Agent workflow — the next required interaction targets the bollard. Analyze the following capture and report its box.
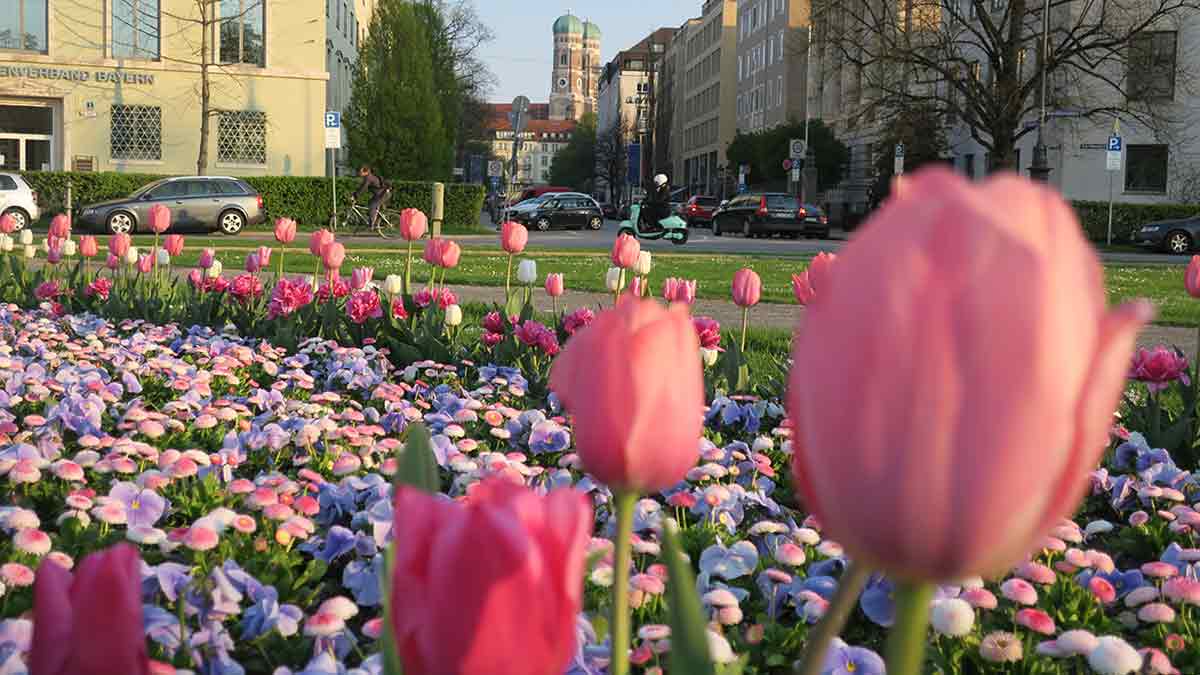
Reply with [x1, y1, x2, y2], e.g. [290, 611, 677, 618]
[66, 178, 73, 221]
[431, 182, 445, 238]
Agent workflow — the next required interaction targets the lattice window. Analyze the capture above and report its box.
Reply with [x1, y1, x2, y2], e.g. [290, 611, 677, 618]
[217, 110, 267, 165]
[110, 104, 162, 160]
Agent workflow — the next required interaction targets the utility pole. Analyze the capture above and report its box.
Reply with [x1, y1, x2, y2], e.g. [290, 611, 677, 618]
[1029, 0, 1053, 182]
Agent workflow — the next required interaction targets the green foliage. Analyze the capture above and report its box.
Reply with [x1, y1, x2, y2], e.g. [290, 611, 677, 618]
[724, 119, 847, 192]
[549, 112, 598, 191]
[871, 105, 950, 205]
[19, 171, 485, 234]
[661, 520, 717, 675]
[347, 0, 450, 180]
[1073, 200, 1199, 243]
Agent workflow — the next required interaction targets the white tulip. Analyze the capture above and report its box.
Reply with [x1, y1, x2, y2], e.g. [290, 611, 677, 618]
[0, 234, 9, 250]
[443, 304, 463, 326]
[41, 238, 50, 252]
[517, 259, 538, 284]
[635, 251, 653, 276]
[124, 247, 139, 265]
[2, 238, 11, 253]
[308, 274, 319, 290]
[23, 245, 35, 259]
[206, 260, 223, 278]
[18, 230, 32, 245]
[382, 274, 404, 296]
[701, 347, 720, 368]
[605, 266, 624, 292]
[62, 240, 78, 257]
[156, 248, 170, 266]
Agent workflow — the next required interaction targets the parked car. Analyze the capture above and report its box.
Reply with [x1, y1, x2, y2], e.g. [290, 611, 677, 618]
[681, 195, 720, 228]
[0, 173, 40, 231]
[511, 195, 604, 231]
[1132, 217, 1200, 253]
[502, 191, 591, 222]
[77, 176, 265, 235]
[712, 193, 830, 239]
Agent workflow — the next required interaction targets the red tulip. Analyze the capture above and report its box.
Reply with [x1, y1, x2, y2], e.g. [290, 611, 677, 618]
[545, 272, 565, 297]
[148, 203, 171, 234]
[501, 221, 528, 254]
[274, 217, 297, 244]
[163, 235, 185, 257]
[732, 268, 761, 307]
[0, 213, 14, 234]
[321, 242, 346, 272]
[550, 299, 703, 493]
[1187, 255, 1200, 298]
[439, 240, 462, 268]
[108, 233, 131, 258]
[788, 167, 1152, 580]
[31, 543, 150, 675]
[391, 479, 591, 675]
[399, 208, 428, 241]
[48, 214, 71, 240]
[79, 235, 99, 258]
[309, 229, 335, 256]
[423, 238, 444, 265]
[611, 233, 641, 269]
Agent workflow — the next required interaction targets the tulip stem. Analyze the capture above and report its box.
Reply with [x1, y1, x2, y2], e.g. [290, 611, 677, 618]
[505, 253, 513, 296]
[884, 582, 933, 675]
[610, 490, 638, 675]
[793, 563, 872, 675]
[404, 241, 413, 296]
[740, 307, 749, 353]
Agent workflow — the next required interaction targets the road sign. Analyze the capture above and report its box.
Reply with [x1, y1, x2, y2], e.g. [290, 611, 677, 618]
[324, 111, 341, 150]
[894, 143, 905, 158]
[1107, 135, 1123, 172]
[790, 139, 807, 159]
[1108, 135, 1122, 152]
[783, 159, 794, 171]
[487, 160, 503, 177]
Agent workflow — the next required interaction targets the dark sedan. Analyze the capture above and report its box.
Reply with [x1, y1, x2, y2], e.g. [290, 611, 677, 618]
[513, 195, 604, 231]
[76, 176, 266, 235]
[1132, 217, 1200, 253]
[712, 193, 830, 238]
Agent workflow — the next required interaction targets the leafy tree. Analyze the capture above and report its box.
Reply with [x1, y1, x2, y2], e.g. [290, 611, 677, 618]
[549, 113, 598, 190]
[347, 0, 450, 180]
[724, 119, 848, 192]
[870, 104, 950, 205]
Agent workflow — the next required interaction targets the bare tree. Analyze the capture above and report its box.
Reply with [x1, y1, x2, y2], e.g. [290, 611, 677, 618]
[812, 0, 1200, 170]
[595, 111, 635, 204]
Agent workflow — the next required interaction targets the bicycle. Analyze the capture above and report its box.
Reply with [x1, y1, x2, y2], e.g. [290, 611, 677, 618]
[329, 199, 399, 238]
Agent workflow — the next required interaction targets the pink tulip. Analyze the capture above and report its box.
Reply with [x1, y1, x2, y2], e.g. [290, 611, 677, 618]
[399, 209, 428, 241]
[256, 246, 272, 267]
[198, 248, 216, 269]
[351, 266, 375, 291]
[788, 167, 1152, 580]
[1130, 346, 1189, 392]
[629, 276, 645, 298]
[46, 243, 62, 264]
[423, 238, 445, 265]
[732, 268, 761, 307]
[545, 273, 565, 297]
[106, 253, 120, 270]
[501, 221, 528, 254]
[108, 233, 131, 258]
[550, 299, 703, 493]
[1187, 256, 1200, 298]
[391, 479, 591, 675]
[79, 236, 99, 258]
[309, 229, 335, 256]
[322, 242, 346, 272]
[244, 252, 261, 274]
[148, 203, 171, 234]
[662, 277, 679, 301]
[163, 235, 185, 257]
[48, 214, 71, 240]
[793, 252, 836, 306]
[439, 240, 461, 268]
[0, 213, 14, 234]
[674, 279, 697, 305]
[611, 233, 641, 269]
[32, 543, 151, 675]
[274, 217, 297, 244]
[792, 272, 815, 305]
[136, 254, 153, 274]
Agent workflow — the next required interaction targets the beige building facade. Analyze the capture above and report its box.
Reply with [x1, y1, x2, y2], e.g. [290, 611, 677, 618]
[677, 0, 737, 195]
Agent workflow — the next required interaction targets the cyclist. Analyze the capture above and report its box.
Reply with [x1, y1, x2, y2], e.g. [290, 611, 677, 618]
[353, 165, 392, 229]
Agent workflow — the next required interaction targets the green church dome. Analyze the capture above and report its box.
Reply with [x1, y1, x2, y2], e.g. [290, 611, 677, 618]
[583, 21, 601, 39]
[553, 15, 583, 34]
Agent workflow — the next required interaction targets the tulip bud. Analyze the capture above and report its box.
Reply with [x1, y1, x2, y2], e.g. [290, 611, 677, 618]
[79, 236, 99, 258]
[23, 245, 35, 259]
[156, 248, 170, 266]
[443, 304, 463, 326]
[606, 267, 624, 293]
[124, 247, 140, 266]
[635, 251, 653, 276]
[106, 253, 119, 269]
[199, 248, 216, 269]
[274, 217, 297, 244]
[19, 229, 33, 246]
[382, 274, 404, 296]
[245, 252, 261, 274]
[206, 260, 223, 279]
[63, 240, 78, 257]
[701, 347, 720, 368]
[544, 273, 565, 297]
[517, 259, 538, 284]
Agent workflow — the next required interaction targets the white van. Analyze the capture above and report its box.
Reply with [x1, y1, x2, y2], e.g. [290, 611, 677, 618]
[0, 173, 40, 231]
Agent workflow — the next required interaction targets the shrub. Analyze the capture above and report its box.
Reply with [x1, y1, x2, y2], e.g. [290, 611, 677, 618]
[1072, 201, 1199, 243]
[19, 171, 486, 234]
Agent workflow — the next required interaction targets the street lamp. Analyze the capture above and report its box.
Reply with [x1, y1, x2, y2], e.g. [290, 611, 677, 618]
[1028, 0, 1053, 183]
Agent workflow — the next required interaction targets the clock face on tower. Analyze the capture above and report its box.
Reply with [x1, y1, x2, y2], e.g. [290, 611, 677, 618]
[557, 77, 568, 90]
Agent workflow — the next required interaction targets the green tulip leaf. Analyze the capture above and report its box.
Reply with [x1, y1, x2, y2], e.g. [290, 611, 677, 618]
[662, 518, 717, 675]
[505, 290, 524, 320]
[396, 423, 438, 494]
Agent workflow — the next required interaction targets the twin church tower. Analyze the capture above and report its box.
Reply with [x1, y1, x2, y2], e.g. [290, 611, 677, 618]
[549, 13, 601, 121]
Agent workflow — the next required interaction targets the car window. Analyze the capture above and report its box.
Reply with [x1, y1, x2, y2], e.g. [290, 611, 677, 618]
[210, 180, 238, 195]
[766, 195, 797, 209]
[147, 181, 186, 199]
[544, 200, 561, 209]
[0, 175, 16, 190]
[184, 180, 213, 197]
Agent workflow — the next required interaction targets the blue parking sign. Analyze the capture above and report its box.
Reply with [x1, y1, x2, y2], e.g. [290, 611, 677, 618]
[325, 111, 341, 129]
[1108, 135, 1122, 152]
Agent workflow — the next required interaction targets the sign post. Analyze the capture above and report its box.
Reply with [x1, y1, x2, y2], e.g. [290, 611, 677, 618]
[324, 111, 342, 226]
[1106, 131, 1122, 246]
[894, 143, 906, 176]
[789, 140, 806, 197]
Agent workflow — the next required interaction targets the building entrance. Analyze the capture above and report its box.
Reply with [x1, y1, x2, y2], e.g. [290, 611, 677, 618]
[0, 103, 55, 171]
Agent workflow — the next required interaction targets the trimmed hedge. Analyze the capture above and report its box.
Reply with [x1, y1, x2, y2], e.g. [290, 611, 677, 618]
[18, 171, 487, 234]
[1072, 201, 1199, 243]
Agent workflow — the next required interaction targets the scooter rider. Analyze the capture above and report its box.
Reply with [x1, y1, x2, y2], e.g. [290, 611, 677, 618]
[643, 174, 672, 233]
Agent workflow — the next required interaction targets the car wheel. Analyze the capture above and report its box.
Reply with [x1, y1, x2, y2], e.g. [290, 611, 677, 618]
[219, 210, 245, 235]
[106, 211, 135, 235]
[1166, 230, 1192, 254]
[536, 217, 552, 232]
[1, 207, 29, 232]
[588, 216, 603, 230]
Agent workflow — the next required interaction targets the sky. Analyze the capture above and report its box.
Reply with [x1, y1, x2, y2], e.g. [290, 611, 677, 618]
[475, 1, 700, 103]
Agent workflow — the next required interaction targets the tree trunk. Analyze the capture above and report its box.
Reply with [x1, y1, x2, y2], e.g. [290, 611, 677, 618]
[196, 1, 212, 175]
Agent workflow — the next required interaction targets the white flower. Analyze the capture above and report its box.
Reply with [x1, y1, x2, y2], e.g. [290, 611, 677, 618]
[700, 347, 719, 367]
[124, 247, 139, 265]
[706, 629, 737, 664]
[206, 260, 224, 278]
[156, 248, 170, 266]
[517, 259, 538, 284]
[751, 436, 774, 452]
[62, 240, 78, 257]
[930, 598, 974, 637]
[1085, 520, 1114, 537]
[635, 250, 653, 276]
[1056, 629, 1099, 656]
[22, 245, 35, 259]
[1087, 636, 1142, 674]
[18, 229, 32, 245]
[605, 266, 624, 292]
[319, 596, 359, 620]
[382, 274, 404, 296]
[443, 304, 463, 327]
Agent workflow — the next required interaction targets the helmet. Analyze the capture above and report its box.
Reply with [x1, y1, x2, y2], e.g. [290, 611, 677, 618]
[653, 174, 668, 187]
